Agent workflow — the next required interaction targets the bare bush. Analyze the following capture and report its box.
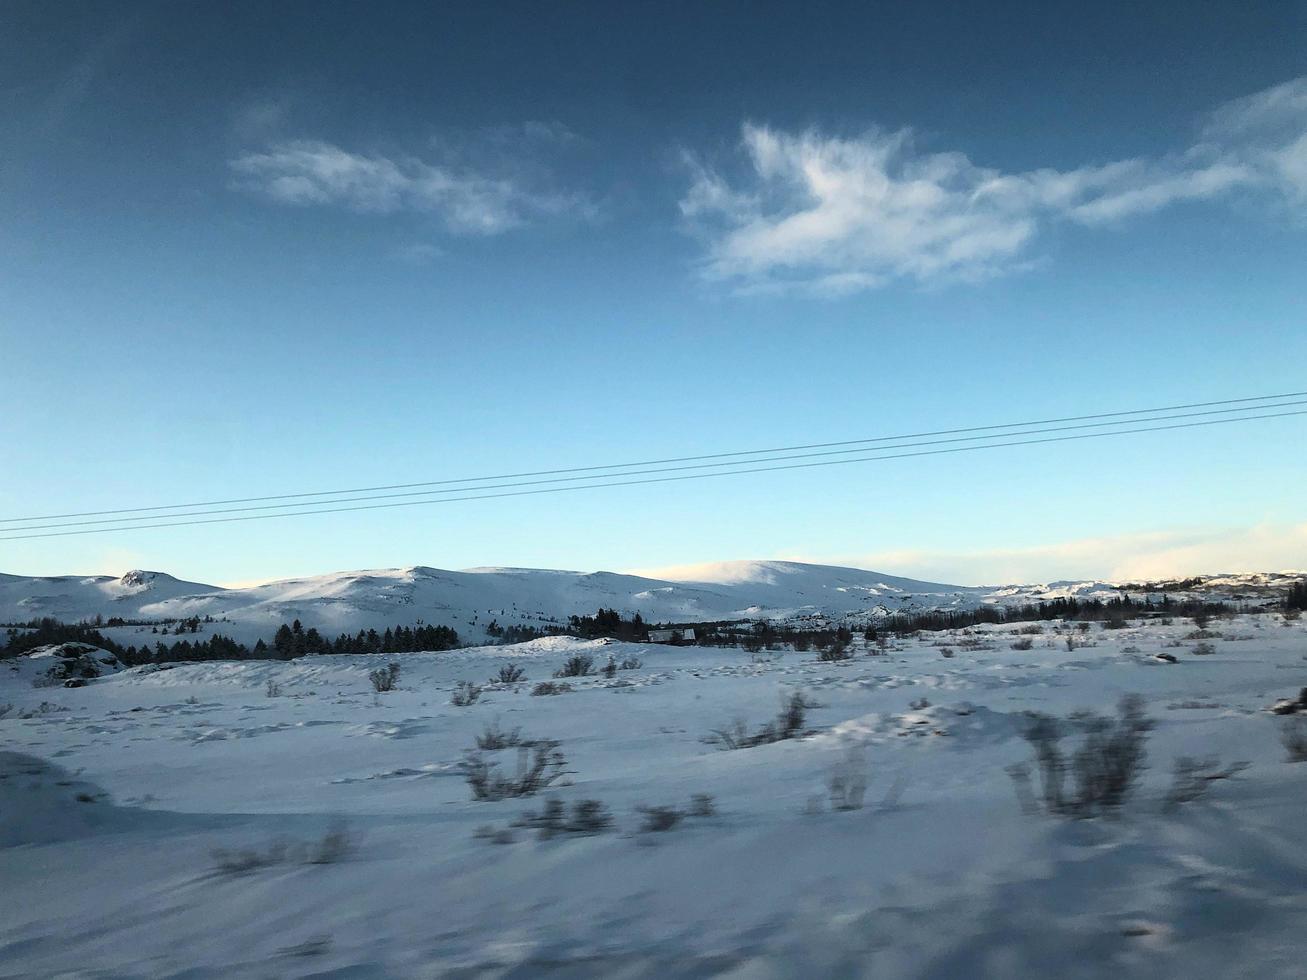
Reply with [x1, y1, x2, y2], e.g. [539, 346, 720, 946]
[554, 655, 594, 678]
[1280, 717, 1307, 762]
[369, 662, 401, 693]
[451, 681, 482, 706]
[601, 656, 618, 679]
[1163, 757, 1250, 810]
[463, 742, 568, 800]
[1011, 638, 1034, 651]
[619, 656, 643, 670]
[637, 805, 683, 833]
[265, 679, 282, 698]
[493, 664, 526, 684]
[818, 644, 853, 662]
[513, 798, 613, 839]
[476, 721, 524, 750]
[306, 821, 356, 864]
[213, 822, 355, 874]
[1018, 624, 1045, 635]
[939, 646, 955, 658]
[688, 793, 717, 817]
[708, 691, 818, 749]
[1192, 642, 1217, 656]
[1009, 695, 1152, 818]
[531, 681, 573, 696]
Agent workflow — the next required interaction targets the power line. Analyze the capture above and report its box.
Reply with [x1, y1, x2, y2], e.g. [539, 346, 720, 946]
[2, 389, 1303, 525]
[2, 407, 1302, 541]
[12, 399, 1307, 532]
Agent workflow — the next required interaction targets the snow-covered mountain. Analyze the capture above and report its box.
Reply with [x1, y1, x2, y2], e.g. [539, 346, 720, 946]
[0, 561, 1299, 646]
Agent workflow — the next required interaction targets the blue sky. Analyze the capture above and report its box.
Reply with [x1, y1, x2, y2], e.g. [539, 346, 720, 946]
[2, 1, 1305, 586]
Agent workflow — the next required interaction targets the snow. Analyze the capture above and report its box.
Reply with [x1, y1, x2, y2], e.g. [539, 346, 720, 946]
[2, 614, 1306, 976]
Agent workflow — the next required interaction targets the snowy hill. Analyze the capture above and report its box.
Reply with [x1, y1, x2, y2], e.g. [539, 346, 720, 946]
[0, 570, 222, 624]
[0, 561, 1299, 646]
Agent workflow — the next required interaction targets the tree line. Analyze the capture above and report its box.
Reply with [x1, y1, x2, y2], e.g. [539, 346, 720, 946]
[1, 616, 458, 665]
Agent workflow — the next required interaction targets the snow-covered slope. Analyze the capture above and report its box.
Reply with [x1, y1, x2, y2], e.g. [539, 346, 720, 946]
[0, 570, 222, 623]
[0, 562, 1299, 646]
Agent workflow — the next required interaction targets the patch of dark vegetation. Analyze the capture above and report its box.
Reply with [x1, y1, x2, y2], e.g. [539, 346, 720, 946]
[1280, 717, 1307, 763]
[475, 721, 524, 750]
[514, 798, 614, 839]
[451, 681, 482, 706]
[368, 662, 401, 693]
[554, 655, 594, 678]
[492, 663, 526, 684]
[637, 805, 683, 833]
[1163, 757, 1250, 810]
[463, 742, 568, 800]
[1008, 695, 1153, 818]
[531, 681, 573, 696]
[212, 821, 356, 874]
[708, 691, 819, 750]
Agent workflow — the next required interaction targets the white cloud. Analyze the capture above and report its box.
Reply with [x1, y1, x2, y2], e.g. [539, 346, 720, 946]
[792, 522, 1307, 586]
[681, 77, 1307, 294]
[230, 137, 588, 235]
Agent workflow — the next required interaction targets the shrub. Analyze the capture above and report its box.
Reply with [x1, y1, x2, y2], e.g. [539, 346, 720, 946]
[369, 662, 401, 693]
[818, 644, 853, 662]
[554, 655, 594, 678]
[939, 646, 955, 658]
[265, 679, 282, 698]
[1280, 717, 1307, 762]
[513, 798, 613, 839]
[306, 821, 356, 864]
[1018, 624, 1044, 635]
[601, 656, 618, 679]
[619, 656, 643, 670]
[493, 664, 526, 684]
[476, 721, 523, 750]
[637, 805, 682, 833]
[709, 691, 818, 749]
[462, 742, 568, 801]
[213, 822, 355, 874]
[1163, 757, 1249, 810]
[451, 681, 482, 706]
[531, 681, 573, 696]
[472, 825, 517, 845]
[1192, 642, 1217, 656]
[1009, 695, 1152, 818]
[1011, 638, 1034, 651]
[688, 793, 717, 817]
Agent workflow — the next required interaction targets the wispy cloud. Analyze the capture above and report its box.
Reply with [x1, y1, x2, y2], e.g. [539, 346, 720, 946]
[230, 125, 594, 235]
[791, 521, 1307, 586]
[680, 77, 1307, 295]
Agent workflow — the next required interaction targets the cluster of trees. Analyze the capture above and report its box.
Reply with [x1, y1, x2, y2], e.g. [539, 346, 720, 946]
[658, 594, 1255, 651]
[3, 619, 130, 659]
[563, 609, 651, 642]
[1287, 581, 1307, 613]
[272, 621, 459, 658]
[485, 620, 548, 644]
[1, 616, 459, 666]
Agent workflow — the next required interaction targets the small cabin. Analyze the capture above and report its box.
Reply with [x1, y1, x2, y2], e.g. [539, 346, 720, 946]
[646, 628, 695, 644]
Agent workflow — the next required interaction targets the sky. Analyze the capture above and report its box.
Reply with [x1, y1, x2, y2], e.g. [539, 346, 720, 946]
[2, 0, 1305, 587]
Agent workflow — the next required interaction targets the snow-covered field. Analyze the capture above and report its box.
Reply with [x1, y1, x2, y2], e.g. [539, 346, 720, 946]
[3, 617, 1306, 977]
